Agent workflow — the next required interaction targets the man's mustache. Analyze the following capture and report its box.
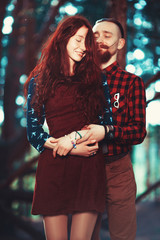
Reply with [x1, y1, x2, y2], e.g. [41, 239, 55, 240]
[97, 40, 118, 50]
[98, 44, 109, 50]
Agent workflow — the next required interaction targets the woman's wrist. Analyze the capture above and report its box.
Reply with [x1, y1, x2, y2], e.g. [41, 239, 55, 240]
[67, 132, 77, 149]
[69, 131, 82, 140]
[44, 137, 57, 149]
[67, 131, 83, 149]
[69, 131, 77, 140]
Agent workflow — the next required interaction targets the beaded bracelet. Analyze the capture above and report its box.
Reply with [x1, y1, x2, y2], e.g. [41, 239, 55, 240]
[69, 130, 82, 149]
[70, 132, 77, 149]
[71, 139, 76, 149]
[66, 134, 77, 149]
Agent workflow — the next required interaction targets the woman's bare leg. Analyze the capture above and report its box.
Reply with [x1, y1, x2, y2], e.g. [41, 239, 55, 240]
[43, 215, 68, 240]
[70, 212, 98, 240]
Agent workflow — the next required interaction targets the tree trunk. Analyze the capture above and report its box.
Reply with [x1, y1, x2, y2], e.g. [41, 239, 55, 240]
[0, 1, 8, 59]
[2, 1, 23, 140]
[109, 0, 127, 69]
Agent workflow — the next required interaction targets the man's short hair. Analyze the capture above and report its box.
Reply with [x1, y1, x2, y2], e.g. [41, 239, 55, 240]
[95, 18, 124, 38]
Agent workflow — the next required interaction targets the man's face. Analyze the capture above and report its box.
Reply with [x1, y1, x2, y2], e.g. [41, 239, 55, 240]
[93, 21, 122, 63]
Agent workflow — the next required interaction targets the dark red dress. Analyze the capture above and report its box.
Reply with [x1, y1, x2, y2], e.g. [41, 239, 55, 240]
[32, 82, 106, 216]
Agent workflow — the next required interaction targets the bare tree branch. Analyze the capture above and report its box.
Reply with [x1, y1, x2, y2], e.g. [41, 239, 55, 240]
[34, 0, 68, 53]
[0, 1, 8, 59]
[0, 203, 45, 240]
[0, 156, 38, 190]
[136, 180, 160, 203]
[146, 92, 160, 105]
[0, 188, 33, 202]
[109, 0, 127, 69]
[145, 71, 160, 89]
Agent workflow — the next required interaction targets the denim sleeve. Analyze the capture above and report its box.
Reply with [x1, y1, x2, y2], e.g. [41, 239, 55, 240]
[27, 78, 51, 153]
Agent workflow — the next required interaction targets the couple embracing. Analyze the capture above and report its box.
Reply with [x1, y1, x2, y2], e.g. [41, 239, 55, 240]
[25, 15, 146, 240]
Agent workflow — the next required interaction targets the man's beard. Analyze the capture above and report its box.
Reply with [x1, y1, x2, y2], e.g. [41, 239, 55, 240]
[96, 44, 111, 64]
[97, 49, 112, 63]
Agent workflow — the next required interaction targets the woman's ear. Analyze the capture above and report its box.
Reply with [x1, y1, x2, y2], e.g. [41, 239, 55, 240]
[117, 38, 125, 50]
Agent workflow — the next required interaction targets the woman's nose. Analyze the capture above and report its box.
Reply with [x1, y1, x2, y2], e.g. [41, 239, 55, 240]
[80, 41, 86, 51]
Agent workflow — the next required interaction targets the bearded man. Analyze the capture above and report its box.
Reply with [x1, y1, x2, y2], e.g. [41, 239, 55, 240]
[79, 18, 147, 240]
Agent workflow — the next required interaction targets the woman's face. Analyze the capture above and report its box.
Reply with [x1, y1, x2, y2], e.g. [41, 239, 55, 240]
[66, 26, 88, 68]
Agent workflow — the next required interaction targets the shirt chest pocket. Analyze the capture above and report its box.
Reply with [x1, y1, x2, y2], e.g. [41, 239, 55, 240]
[111, 93, 127, 114]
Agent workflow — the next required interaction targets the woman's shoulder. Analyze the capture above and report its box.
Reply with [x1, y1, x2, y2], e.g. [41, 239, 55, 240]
[28, 74, 39, 88]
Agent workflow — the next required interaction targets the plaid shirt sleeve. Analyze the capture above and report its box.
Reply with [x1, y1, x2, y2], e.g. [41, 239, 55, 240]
[113, 76, 146, 145]
[27, 78, 51, 153]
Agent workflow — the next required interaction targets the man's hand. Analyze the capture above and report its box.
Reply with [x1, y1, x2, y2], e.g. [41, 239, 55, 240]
[70, 140, 99, 157]
[77, 124, 105, 144]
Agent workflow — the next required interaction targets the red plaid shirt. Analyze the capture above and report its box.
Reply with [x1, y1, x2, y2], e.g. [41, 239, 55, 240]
[104, 61, 147, 156]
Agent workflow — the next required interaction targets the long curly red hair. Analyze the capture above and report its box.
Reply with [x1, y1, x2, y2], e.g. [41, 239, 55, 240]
[24, 15, 105, 122]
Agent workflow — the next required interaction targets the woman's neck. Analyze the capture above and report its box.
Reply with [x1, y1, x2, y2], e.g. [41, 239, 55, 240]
[69, 58, 75, 76]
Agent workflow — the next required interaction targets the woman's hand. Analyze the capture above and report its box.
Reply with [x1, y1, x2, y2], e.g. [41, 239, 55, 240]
[70, 140, 99, 157]
[44, 137, 59, 149]
[51, 135, 73, 158]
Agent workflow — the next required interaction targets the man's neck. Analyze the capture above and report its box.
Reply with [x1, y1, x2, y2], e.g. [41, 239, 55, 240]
[100, 55, 117, 70]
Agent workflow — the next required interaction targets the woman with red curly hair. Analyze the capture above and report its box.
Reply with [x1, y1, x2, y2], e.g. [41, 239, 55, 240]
[24, 15, 107, 240]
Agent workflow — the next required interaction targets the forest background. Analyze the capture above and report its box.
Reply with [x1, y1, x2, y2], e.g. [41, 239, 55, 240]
[0, 0, 160, 239]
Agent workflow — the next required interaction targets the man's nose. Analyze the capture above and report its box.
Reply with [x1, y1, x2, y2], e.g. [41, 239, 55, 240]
[96, 36, 103, 44]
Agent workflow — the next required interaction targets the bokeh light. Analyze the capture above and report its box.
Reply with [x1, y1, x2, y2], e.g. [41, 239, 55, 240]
[20, 118, 27, 127]
[155, 46, 160, 55]
[1, 56, 8, 67]
[19, 74, 27, 84]
[126, 64, 136, 73]
[64, 3, 78, 15]
[139, 0, 147, 7]
[1, 36, 9, 47]
[2, 25, 13, 35]
[141, 37, 149, 45]
[127, 51, 135, 61]
[142, 21, 152, 29]
[133, 49, 145, 60]
[146, 84, 155, 101]
[6, 4, 15, 11]
[146, 100, 160, 126]
[134, 17, 142, 26]
[155, 80, 160, 92]
[3, 16, 14, 25]
[50, 0, 59, 6]
[135, 66, 143, 76]
[0, 107, 4, 125]
[15, 96, 25, 106]
[134, 3, 144, 10]
[2, 16, 14, 35]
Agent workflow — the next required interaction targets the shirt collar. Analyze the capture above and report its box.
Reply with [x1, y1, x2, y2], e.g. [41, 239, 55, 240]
[102, 61, 119, 75]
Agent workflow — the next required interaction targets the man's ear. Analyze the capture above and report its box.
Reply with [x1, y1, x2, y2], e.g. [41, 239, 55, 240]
[117, 38, 125, 50]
